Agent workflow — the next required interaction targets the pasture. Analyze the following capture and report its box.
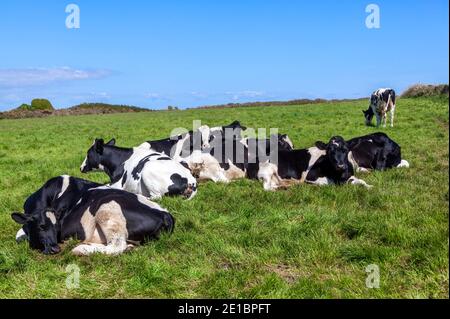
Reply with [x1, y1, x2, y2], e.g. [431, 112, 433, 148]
[0, 96, 448, 298]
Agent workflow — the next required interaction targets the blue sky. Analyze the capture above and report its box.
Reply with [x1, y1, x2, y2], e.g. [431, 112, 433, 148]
[0, 0, 448, 110]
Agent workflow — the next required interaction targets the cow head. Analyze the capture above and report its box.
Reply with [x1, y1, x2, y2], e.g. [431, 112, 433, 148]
[80, 138, 115, 173]
[277, 134, 294, 151]
[363, 108, 374, 126]
[363, 96, 378, 126]
[11, 210, 60, 254]
[315, 136, 350, 172]
[223, 120, 247, 132]
[222, 121, 247, 139]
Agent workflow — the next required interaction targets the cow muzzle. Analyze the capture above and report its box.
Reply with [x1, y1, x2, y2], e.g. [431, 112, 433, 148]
[43, 245, 61, 255]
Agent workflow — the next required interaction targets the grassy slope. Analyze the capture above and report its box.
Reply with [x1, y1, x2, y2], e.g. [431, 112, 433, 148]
[0, 96, 448, 298]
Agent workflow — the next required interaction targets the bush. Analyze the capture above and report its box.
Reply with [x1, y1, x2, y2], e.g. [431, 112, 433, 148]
[17, 103, 32, 110]
[401, 84, 449, 98]
[30, 99, 54, 110]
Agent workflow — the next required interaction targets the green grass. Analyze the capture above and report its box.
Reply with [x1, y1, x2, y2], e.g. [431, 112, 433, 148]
[0, 96, 448, 298]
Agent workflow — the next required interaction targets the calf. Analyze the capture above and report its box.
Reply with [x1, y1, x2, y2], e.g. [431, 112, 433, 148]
[15, 175, 101, 243]
[363, 88, 396, 127]
[12, 184, 174, 255]
[80, 138, 197, 200]
[257, 136, 371, 191]
[346, 132, 409, 172]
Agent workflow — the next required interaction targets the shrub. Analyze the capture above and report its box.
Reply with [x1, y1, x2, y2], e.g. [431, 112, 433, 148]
[401, 84, 449, 98]
[30, 98, 54, 110]
[17, 103, 32, 110]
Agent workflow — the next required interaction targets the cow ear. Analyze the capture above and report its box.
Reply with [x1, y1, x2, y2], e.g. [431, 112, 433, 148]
[95, 139, 104, 154]
[11, 212, 31, 225]
[315, 141, 327, 150]
[106, 138, 116, 146]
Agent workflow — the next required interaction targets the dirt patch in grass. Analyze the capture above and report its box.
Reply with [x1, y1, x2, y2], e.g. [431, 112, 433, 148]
[265, 263, 299, 284]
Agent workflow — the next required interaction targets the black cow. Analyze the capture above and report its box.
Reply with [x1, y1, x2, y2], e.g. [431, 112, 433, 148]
[346, 132, 409, 172]
[12, 181, 174, 256]
[14, 175, 101, 243]
[363, 88, 396, 127]
[257, 136, 372, 190]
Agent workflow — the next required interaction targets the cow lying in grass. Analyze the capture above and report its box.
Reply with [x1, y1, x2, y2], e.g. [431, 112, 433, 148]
[146, 120, 246, 157]
[80, 138, 197, 200]
[257, 136, 372, 190]
[346, 132, 409, 172]
[12, 177, 174, 255]
[15, 175, 101, 243]
[186, 132, 295, 183]
[146, 121, 294, 183]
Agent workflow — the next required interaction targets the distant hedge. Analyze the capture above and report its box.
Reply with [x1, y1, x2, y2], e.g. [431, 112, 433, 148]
[401, 84, 449, 98]
[17, 103, 32, 110]
[30, 99, 54, 110]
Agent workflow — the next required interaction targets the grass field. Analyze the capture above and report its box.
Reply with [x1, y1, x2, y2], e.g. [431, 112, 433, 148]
[0, 96, 448, 298]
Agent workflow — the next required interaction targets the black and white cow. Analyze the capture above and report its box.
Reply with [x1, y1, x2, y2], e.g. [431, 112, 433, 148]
[80, 138, 197, 200]
[145, 121, 295, 184]
[242, 134, 294, 153]
[203, 120, 247, 149]
[188, 131, 296, 183]
[15, 175, 101, 243]
[12, 180, 174, 255]
[144, 121, 248, 183]
[363, 88, 396, 127]
[146, 120, 247, 157]
[346, 132, 409, 172]
[257, 136, 372, 191]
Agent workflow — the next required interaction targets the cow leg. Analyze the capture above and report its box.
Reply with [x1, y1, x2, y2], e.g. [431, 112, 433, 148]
[306, 177, 332, 186]
[72, 204, 128, 256]
[16, 228, 28, 242]
[257, 162, 280, 191]
[72, 242, 134, 256]
[397, 159, 410, 168]
[376, 115, 381, 128]
[390, 105, 395, 127]
[196, 163, 229, 183]
[347, 176, 372, 188]
[357, 167, 371, 173]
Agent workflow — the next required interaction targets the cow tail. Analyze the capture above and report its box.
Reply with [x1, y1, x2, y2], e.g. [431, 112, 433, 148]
[163, 212, 175, 234]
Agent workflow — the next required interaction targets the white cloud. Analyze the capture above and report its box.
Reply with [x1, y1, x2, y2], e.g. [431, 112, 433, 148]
[144, 92, 161, 99]
[190, 91, 210, 100]
[225, 90, 265, 101]
[0, 67, 111, 88]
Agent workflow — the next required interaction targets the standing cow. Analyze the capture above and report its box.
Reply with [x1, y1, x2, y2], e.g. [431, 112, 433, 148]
[363, 88, 396, 127]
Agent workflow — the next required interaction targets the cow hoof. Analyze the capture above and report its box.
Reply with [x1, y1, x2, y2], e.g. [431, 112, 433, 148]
[72, 244, 91, 256]
[183, 184, 197, 199]
[397, 160, 410, 168]
[15, 229, 28, 243]
[72, 244, 100, 256]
